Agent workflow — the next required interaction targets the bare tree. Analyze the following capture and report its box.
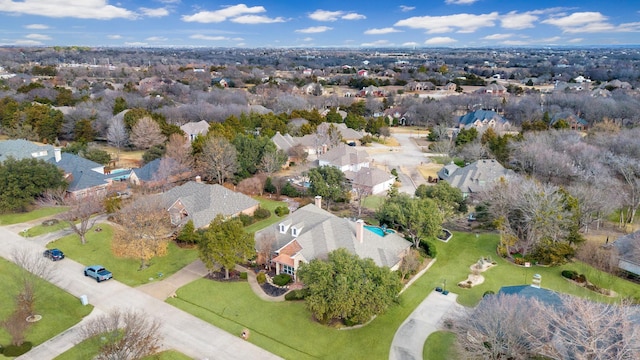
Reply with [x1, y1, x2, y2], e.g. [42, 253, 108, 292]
[197, 136, 238, 185]
[112, 196, 171, 270]
[451, 294, 543, 360]
[81, 309, 162, 360]
[532, 296, 640, 360]
[237, 176, 265, 196]
[129, 116, 166, 150]
[288, 144, 308, 164]
[106, 116, 128, 161]
[61, 194, 105, 245]
[154, 133, 195, 185]
[260, 146, 288, 177]
[398, 249, 421, 281]
[256, 232, 275, 270]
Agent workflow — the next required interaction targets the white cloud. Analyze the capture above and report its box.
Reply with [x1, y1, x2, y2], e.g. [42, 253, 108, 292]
[308, 9, 365, 21]
[361, 39, 392, 47]
[25, 24, 49, 30]
[501, 11, 538, 30]
[0, 0, 136, 20]
[302, 37, 313, 42]
[483, 33, 512, 40]
[541, 12, 640, 33]
[445, 0, 478, 4]
[146, 36, 168, 41]
[402, 41, 419, 47]
[424, 36, 457, 45]
[182, 4, 266, 23]
[25, 33, 51, 40]
[190, 34, 231, 41]
[295, 26, 332, 33]
[124, 42, 148, 46]
[139, 7, 169, 17]
[342, 13, 366, 20]
[568, 38, 583, 43]
[309, 10, 343, 21]
[395, 12, 499, 33]
[364, 27, 401, 35]
[108, 34, 122, 39]
[399, 5, 415, 12]
[501, 40, 530, 46]
[231, 15, 285, 24]
[14, 39, 44, 46]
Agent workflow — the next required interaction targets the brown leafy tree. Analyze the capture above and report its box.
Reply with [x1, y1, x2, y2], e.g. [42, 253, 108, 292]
[129, 116, 166, 150]
[112, 196, 171, 269]
[61, 194, 105, 245]
[197, 136, 238, 185]
[81, 309, 162, 360]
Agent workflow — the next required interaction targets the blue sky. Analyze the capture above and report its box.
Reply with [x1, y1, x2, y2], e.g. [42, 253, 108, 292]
[1, 1, 639, 48]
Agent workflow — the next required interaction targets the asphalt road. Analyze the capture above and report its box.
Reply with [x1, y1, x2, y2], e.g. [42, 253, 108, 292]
[0, 225, 281, 360]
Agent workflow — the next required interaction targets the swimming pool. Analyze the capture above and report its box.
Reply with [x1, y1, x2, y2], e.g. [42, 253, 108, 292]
[364, 225, 396, 237]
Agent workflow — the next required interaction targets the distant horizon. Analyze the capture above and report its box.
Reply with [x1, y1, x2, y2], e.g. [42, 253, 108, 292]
[1, 1, 639, 48]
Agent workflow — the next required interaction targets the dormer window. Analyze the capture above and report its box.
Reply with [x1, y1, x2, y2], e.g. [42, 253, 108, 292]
[291, 227, 299, 237]
[279, 220, 292, 234]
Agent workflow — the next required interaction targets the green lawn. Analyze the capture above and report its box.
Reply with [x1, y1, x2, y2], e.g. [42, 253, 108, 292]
[23, 220, 70, 237]
[47, 224, 198, 287]
[244, 197, 289, 233]
[423, 331, 457, 360]
[168, 231, 640, 359]
[0, 258, 93, 358]
[0, 206, 68, 225]
[362, 195, 385, 210]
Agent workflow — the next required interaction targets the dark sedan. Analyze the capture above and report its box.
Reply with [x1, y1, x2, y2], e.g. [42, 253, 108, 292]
[43, 248, 65, 261]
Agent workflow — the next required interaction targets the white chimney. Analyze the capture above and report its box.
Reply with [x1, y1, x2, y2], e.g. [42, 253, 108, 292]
[54, 148, 61, 163]
[314, 195, 322, 208]
[195, 175, 202, 183]
[356, 219, 364, 244]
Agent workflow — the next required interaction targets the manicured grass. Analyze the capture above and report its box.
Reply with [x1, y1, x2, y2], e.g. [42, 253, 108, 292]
[244, 197, 289, 233]
[0, 258, 93, 357]
[362, 195, 385, 210]
[423, 331, 457, 360]
[23, 220, 70, 237]
[46, 224, 198, 287]
[0, 206, 68, 225]
[168, 231, 640, 359]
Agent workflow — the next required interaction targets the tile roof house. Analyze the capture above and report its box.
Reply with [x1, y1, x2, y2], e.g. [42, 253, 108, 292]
[457, 109, 511, 131]
[255, 196, 412, 280]
[160, 181, 259, 228]
[345, 167, 396, 195]
[318, 144, 370, 172]
[438, 159, 513, 198]
[180, 120, 210, 142]
[612, 230, 640, 277]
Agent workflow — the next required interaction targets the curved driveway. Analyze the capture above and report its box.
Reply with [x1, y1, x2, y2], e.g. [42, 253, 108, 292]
[0, 226, 280, 360]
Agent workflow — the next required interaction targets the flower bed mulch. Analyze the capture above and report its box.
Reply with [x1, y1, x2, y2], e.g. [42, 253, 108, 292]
[205, 270, 243, 282]
[261, 282, 288, 297]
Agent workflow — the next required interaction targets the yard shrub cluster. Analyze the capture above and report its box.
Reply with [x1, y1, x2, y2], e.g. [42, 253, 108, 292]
[274, 206, 290, 217]
[284, 288, 309, 301]
[419, 239, 437, 258]
[256, 272, 266, 284]
[253, 208, 271, 220]
[272, 274, 292, 286]
[239, 272, 248, 280]
[2, 342, 32, 357]
[281, 182, 301, 197]
[561, 270, 586, 283]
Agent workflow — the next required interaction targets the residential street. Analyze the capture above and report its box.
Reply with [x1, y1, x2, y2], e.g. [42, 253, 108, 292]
[0, 225, 281, 360]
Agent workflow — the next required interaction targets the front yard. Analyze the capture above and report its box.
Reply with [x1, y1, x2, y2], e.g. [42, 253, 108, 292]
[168, 231, 640, 359]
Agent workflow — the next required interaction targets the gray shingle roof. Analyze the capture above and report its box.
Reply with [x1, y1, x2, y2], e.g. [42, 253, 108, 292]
[132, 158, 161, 182]
[257, 203, 411, 268]
[48, 153, 108, 192]
[0, 139, 54, 163]
[345, 167, 395, 188]
[612, 230, 640, 276]
[318, 144, 369, 167]
[442, 159, 512, 194]
[161, 181, 259, 228]
[458, 110, 508, 128]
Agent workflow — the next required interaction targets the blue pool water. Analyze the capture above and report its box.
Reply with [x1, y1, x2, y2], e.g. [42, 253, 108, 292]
[364, 225, 396, 237]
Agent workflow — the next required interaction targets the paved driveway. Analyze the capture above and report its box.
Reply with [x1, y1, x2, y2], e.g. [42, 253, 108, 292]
[0, 226, 280, 360]
[390, 290, 462, 360]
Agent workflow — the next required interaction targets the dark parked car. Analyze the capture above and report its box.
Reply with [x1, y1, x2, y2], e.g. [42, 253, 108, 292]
[43, 248, 65, 261]
[84, 265, 113, 282]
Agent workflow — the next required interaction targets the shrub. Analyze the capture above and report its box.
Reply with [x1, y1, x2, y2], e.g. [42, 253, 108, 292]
[3, 342, 32, 357]
[238, 213, 254, 226]
[561, 270, 578, 279]
[253, 208, 271, 220]
[285, 288, 309, 301]
[344, 318, 359, 327]
[104, 196, 122, 214]
[273, 274, 292, 286]
[419, 239, 437, 258]
[575, 274, 587, 283]
[281, 182, 300, 197]
[513, 257, 525, 265]
[264, 177, 276, 194]
[256, 272, 266, 284]
[274, 206, 290, 217]
[239, 272, 248, 280]
[483, 290, 495, 297]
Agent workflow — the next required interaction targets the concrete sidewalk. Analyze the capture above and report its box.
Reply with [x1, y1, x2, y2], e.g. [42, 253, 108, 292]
[389, 290, 463, 360]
